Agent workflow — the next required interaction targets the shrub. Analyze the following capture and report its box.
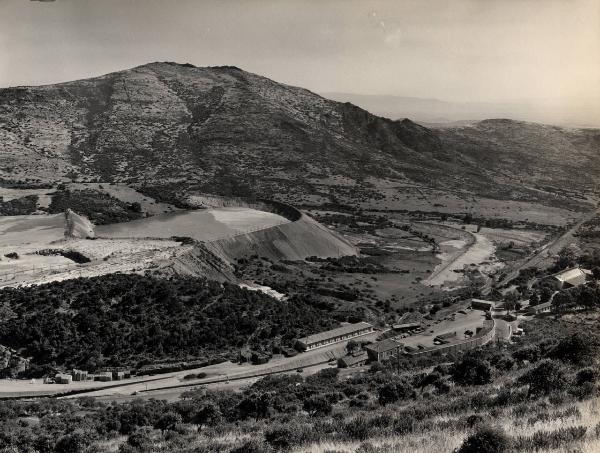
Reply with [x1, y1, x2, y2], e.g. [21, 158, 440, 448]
[457, 426, 510, 453]
[344, 416, 371, 441]
[302, 395, 332, 417]
[547, 334, 597, 365]
[518, 360, 568, 397]
[575, 368, 596, 386]
[265, 425, 300, 450]
[451, 353, 493, 386]
[377, 379, 414, 406]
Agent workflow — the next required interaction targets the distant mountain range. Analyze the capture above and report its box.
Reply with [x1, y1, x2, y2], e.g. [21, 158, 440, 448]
[0, 62, 598, 208]
[321, 93, 600, 129]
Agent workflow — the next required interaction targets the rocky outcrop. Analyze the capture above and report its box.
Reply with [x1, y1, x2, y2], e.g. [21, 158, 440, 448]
[65, 209, 95, 239]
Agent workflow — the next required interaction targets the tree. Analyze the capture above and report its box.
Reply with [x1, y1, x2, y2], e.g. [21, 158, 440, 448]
[238, 392, 272, 421]
[54, 429, 95, 453]
[451, 353, 493, 386]
[377, 379, 414, 406]
[552, 291, 574, 314]
[457, 426, 510, 453]
[528, 292, 540, 307]
[154, 411, 182, 432]
[540, 286, 554, 303]
[346, 339, 360, 354]
[519, 360, 568, 397]
[193, 401, 222, 426]
[578, 285, 598, 310]
[556, 246, 577, 270]
[592, 266, 600, 280]
[548, 334, 596, 366]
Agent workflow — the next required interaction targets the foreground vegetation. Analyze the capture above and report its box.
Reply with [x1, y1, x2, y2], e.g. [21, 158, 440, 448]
[0, 311, 598, 452]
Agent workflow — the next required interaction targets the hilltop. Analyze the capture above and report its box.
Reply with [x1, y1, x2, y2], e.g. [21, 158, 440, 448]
[1, 62, 598, 210]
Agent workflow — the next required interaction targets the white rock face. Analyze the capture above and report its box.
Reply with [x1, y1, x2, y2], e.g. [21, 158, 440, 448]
[65, 209, 95, 239]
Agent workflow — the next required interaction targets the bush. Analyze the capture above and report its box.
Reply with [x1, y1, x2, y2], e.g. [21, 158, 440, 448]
[264, 425, 299, 450]
[519, 360, 568, 397]
[377, 379, 414, 406]
[547, 334, 597, 365]
[302, 395, 332, 417]
[451, 353, 493, 386]
[457, 426, 510, 453]
[575, 368, 596, 386]
[344, 416, 371, 441]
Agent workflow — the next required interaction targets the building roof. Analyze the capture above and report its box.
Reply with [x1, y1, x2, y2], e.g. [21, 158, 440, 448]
[554, 268, 587, 285]
[339, 352, 368, 366]
[392, 322, 420, 330]
[436, 331, 457, 340]
[365, 338, 402, 353]
[471, 299, 495, 307]
[298, 322, 373, 345]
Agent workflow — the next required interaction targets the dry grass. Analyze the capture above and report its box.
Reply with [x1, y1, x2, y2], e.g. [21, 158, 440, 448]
[290, 397, 600, 453]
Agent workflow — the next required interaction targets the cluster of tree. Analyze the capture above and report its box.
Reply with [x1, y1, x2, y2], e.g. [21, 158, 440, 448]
[306, 255, 400, 274]
[48, 189, 144, 224]
[0, 274, 339, 374]
[0, 194, 38, 215]
[551, 283, 600, 313]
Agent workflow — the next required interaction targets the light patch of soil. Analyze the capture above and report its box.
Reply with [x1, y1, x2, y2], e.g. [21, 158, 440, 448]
[0, 214, 65, 246]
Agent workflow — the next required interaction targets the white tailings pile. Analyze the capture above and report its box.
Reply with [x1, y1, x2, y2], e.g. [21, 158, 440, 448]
[204, 213, 357, 262]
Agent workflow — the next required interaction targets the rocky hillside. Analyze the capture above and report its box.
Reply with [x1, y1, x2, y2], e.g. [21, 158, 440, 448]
[1, 62, 598, 207]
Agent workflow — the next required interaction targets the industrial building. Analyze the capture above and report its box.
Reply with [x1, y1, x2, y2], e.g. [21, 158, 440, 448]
[392, 322, 421, 333]
[72, 369, 88, 381]
[525, 301, 552, 315]
[553, 268, 589, 289]
[365, 338, 403, 362]
[296, 322, 374, 351]
[338, 351, 369, 368]
[55, 373, 72, 384]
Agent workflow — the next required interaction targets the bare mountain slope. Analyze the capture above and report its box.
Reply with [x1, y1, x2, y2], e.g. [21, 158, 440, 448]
[1, 62, 598, 208]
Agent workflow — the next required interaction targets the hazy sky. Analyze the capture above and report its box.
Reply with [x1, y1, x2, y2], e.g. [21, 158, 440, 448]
[1, 0, 598, 118]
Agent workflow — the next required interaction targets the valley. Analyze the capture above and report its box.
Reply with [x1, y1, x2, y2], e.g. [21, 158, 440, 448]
[0, 63, 599, 453]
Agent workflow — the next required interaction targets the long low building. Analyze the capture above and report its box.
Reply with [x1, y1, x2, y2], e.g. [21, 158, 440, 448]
[296, 322, 374, 351]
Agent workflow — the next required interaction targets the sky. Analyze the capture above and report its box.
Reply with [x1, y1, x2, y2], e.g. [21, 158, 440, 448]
[1, 0, 599, 124]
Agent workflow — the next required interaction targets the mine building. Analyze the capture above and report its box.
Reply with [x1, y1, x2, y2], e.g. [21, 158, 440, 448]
[365, 338, 403, 362]
[553, 268, 590, 289]
[72, 369, 88, 381]
[392, 322, 421, 333]
[525, 301, 552, 315]
[55, 373, 72, 384]
[94, 371, 113, 382]
[296, 322, 374, 351]
[337, 351, 369, 368]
